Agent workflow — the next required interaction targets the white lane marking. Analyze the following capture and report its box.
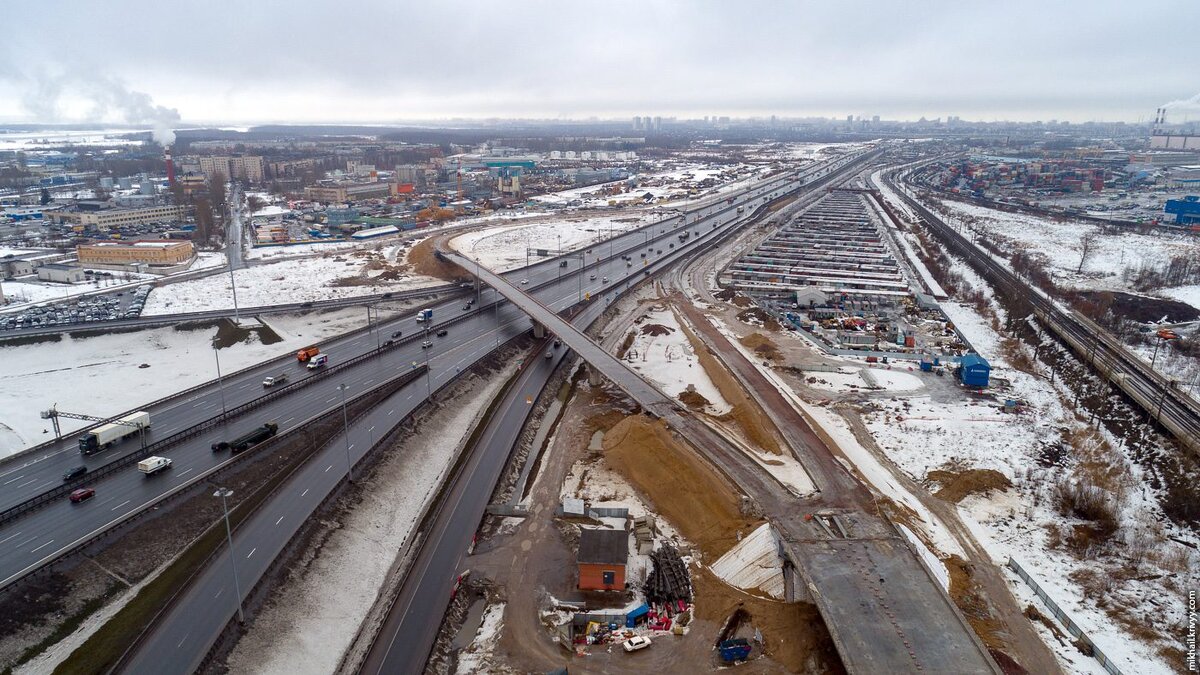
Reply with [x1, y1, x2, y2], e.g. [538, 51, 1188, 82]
[388, 409, 394, 416]
[325, 396, 337, 403]
[368, 426, 375, 433]
[3, 475, 25, 485]
[282, 417, 296, 425]
[214, 588, 223, 599]
[177, 468, 194, 477]
[15, 478, 37, 489]
[177, 632, 190, 649]
[275, 516, 284, 525]
[348, 444, 354, 450]
[301, 489, 309, 497]
[325, 465, 332, 472]
[247, 547, 256, 559]
[0, 531, 22, 545]
[111, 500, 131, 511]
[30, 540, 54, 553]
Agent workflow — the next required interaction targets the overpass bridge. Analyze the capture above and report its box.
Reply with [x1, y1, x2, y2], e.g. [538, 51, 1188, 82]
[444, 249, 1000, 675]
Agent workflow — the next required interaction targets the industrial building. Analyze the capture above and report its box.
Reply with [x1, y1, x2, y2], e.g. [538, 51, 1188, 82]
[1165, 195, 1200, 225]
[199, 155, 266, 183]
[304, 181, 400, 202]
[576, 528, 628, 591]
[48, 205, 186, 230]
[77, 240, 195, 266]
[37, 263, 85, 284]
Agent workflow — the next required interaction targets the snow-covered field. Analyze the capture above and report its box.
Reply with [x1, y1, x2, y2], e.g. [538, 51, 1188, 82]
[141, 250, 442, 314]
[450, 212, 656, 272]
[0, 309, 369, 455]
[622, 307, 731, 415]
[938, 199, 1200, 296]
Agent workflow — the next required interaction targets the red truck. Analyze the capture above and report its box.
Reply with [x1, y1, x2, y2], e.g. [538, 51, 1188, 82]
[296, 345, 320, 362]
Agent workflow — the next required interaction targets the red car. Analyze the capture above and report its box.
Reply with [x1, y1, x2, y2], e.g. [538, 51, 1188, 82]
[69, 488, 95, 503]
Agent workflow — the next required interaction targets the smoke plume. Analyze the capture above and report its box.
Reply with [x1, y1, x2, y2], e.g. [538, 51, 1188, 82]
[16, 70, 180, 146]
[1162, 92, 1200, 110]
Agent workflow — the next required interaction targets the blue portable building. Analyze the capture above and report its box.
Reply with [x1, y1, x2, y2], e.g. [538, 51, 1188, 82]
[957, 354, 991, 388]
[625, 603, 650, 628]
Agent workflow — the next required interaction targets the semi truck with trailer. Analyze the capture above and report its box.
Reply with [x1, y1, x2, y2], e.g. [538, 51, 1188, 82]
[212, 422, 279, 454]
[78, 411, 151, 455]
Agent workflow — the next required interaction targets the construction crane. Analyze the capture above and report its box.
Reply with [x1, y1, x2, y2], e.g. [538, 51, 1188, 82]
[456, 158, 464, 200]
[40, 404, 148, 448]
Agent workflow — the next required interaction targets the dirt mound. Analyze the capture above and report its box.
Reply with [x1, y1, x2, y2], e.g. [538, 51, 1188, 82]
[692, 566, 845, 673]
[714, 288, 738, 301]
[739, 332, 781, 361]
[736, 307, 781, 331]
[639, 323, 674, 336]
[602, 415, 759, 558]
[677, 388, 711, 411]
[1077, 290, 1200, 324]
[408, 236, 466, 281]
[945, 555, 1007, 651]
[927, 469, 1012, 503]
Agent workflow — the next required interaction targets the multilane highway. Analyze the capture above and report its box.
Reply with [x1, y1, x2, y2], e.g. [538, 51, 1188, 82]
[120, 154, 874, 672]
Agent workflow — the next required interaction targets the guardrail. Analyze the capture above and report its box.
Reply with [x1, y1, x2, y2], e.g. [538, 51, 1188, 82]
[1006, 557, 1124, 675]
[0, 292, 464, 469]
[0, 320, 444, 527]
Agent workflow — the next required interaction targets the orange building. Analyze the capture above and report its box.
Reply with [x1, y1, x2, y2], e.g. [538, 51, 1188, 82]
[577, 528, 628, 591]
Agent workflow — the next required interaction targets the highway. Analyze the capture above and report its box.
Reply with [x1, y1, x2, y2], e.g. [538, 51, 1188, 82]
[119, 155, 867, 673]
[358, 152, 891, 674]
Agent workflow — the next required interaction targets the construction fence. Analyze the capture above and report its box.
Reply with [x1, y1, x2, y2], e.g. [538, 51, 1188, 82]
[1006, 557, 1124, 675]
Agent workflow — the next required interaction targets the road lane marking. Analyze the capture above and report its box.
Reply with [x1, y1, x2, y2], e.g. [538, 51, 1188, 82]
[214, 588, 223, 599]
[3, 475, 25, 485]
[325, 396, 337, 403]
[30, 540, 54, 553]
[177, 632, 190, 649]
[388, 409, 394, 416]
[111, 500, 130, 511]
[0, 531, 22, 545]
[15, 478, 37, 489]
[276, 516, 284, 525]
[348, 444, 354, 450]
[282, 417, 296, 425]
[178, 468, 194, 477]
[301, 489, 309, 497]
[325, 465, 332, 472]
[247, 547, 256, 559]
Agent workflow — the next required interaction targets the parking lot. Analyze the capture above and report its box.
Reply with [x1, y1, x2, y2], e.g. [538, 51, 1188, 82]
[0, 283, 151, 330]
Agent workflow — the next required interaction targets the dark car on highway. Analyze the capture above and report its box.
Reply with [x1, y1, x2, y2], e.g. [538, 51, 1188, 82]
[436, 329, 448, 337]
[62, 465, 87, 481]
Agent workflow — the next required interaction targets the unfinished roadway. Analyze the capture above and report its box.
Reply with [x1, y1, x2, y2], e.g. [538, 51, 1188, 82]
[444, 249, 1001, 675]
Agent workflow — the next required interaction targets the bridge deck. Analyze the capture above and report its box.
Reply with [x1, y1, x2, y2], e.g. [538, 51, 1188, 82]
[448, 250, 999, 675]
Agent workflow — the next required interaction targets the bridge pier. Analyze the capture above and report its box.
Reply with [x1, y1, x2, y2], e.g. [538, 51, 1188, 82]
[531, 320, 547, 339]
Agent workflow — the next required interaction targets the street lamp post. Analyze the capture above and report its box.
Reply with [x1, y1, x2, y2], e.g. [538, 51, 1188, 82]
[337, 384, 353, 481]
[213, 487, 245, 624]
[213, 346, 227, 417]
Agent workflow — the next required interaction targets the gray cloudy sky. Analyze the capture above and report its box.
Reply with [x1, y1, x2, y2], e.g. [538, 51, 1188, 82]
[1, 0, 1197, 125]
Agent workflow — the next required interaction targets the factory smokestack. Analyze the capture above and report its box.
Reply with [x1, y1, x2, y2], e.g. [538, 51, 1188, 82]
[165, 147, 175, 188]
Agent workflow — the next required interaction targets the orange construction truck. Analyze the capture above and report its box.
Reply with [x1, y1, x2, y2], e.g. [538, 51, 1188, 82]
[296, 345, 320, 362]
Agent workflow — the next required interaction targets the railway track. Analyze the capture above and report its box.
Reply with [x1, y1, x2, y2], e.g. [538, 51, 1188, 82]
[885, 169, 1200, 453]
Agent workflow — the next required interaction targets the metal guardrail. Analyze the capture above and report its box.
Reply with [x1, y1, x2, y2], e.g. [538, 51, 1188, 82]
[1006, 557, 1124, 675]
[0, 324, 439, 527]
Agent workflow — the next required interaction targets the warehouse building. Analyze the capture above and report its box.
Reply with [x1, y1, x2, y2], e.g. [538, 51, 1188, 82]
[37, 263, 85, 284]
[77, 240, 195, 266]
[48, 205, 186, 229]
[304, 181, 400, 202]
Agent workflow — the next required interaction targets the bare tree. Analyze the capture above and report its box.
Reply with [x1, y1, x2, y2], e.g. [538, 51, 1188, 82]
[1077, 232, 1096, 274]
[245, 194, 266, 215]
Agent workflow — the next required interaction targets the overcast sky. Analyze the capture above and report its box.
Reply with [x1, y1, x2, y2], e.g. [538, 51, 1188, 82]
[1, 0, 1197, 126]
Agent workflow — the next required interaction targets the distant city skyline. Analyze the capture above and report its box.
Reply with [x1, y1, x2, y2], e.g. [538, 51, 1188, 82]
[0, 0, 1197, 128]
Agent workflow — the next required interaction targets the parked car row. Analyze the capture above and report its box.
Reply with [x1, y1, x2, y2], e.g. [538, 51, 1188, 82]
[0, 284, 151, 331]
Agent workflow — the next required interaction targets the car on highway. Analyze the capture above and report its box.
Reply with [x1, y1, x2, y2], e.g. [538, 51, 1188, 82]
[589, 274, 596, 281]
[436, 329, 448, 337]
[421, 340, 433, 348]
[622, 636, 652, 652]
[391, 330, 404, 338]
[262, 374, 289, 387]
[69, 488, 96, 503]
[520, 279, 529, 285]
[462, 303, 472, 310]
[62, 465, 87, 481]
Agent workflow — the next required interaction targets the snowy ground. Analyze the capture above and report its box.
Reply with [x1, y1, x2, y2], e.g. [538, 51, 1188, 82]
[530, 161, 764, 209]
[224, 363, 517, 675]
[454, 602, 506, 675]
[141, 250, 442, 314]
[806, 366, 924, 393]
[0, 309, 370, 455]
[938, 199, 1200, 295]
[450, 212, 656, 272]
[622, 307, 731, 415]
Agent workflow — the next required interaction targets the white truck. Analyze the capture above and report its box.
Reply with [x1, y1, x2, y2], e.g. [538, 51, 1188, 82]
[78, 411, 151, 455]
[262, 373, 290, 387]
[306, 353, 329, 370]
[137, 456, 172, 475]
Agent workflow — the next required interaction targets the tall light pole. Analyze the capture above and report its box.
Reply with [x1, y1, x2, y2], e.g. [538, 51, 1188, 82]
[337, 383, 353, 481]
[213, 487, 245, 624]
[213, 346, 227, 417]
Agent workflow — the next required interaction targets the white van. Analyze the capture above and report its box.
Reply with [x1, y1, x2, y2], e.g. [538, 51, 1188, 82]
[307, 354, 329, 370]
